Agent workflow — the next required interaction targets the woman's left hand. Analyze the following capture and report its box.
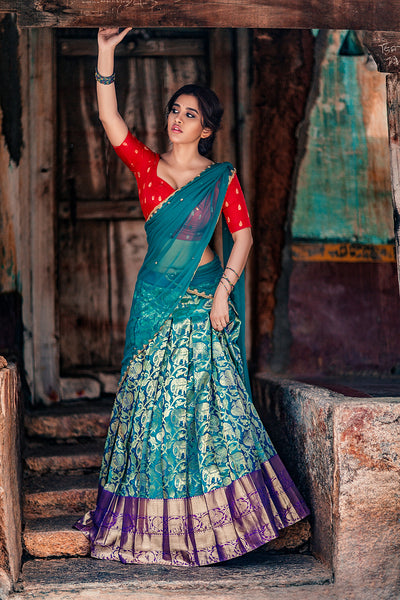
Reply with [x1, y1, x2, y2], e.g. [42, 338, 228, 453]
[210, 286, 230, 331]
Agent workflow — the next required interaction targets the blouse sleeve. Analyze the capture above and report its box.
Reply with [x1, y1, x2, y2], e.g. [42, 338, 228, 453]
[222, 173, 251, 233]
[113, 130, 158, 177]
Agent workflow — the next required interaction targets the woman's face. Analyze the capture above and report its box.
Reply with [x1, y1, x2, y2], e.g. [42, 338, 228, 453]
[167, 94, 211, 148]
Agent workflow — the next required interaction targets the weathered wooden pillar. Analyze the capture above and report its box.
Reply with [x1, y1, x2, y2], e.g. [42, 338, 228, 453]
[27, 28, 59, 404]
[362, 32, 400, 295]
[0, 358, 22, 589]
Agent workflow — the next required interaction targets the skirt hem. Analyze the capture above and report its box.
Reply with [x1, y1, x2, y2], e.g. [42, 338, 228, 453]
[74, 454, 310, 567]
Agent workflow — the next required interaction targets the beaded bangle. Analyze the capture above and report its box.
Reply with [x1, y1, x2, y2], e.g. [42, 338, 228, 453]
[221, 275, 234, 292]
[225, 266, 240, 279]
[95, 67, 116, 85]
[219, 279, 231, 296]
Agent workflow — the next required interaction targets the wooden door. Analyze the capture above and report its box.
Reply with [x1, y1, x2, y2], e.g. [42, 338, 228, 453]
[56, 29, 237, 392]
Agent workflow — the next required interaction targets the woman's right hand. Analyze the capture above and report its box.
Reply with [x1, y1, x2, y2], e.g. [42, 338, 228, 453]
[98, 27, 132, 52]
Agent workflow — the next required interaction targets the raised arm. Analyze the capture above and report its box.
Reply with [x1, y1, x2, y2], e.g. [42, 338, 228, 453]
[97, 27, 132, 146]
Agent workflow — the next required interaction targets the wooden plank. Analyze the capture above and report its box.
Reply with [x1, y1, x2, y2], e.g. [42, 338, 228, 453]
[58, 199, 142, 220]
[59, 38, 205, 57]
[209, 29, 235, 262]
[109, 221, 148, 363]
[386, 73, 400, 293]
[58, 221, 112, 371]
[58, 55, 107, 201]
[3, 0, 400, 31]
[0, 24, 35, 396]
[0, 363, 22, 582]
[235, 29, 254, 357]
[292, 242, 396, 263]
[210, 29, 235, 165]
[15, 30, 35, 398]
[29, 29, 60, 404]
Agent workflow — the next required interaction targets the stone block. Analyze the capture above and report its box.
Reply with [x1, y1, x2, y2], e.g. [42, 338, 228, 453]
[21, 554, 332, 594]
[97, 372, 119, 395]
[254, 375, 336, 567]
[25, 399, 112, 439]
[254, 375, 400, 599]
[0, 570, 11, 600]
[25, 440, 104, 474]
[263, 519, 311, 552]
[60, 377, 101, 401]
[0, 362, 22, 583]
[334, 401, 400, 598]
[24, 516, 90, 558]
[23, 472, 98, 518]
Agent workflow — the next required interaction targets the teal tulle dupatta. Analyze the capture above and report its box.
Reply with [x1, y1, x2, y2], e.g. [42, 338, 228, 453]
[120, 162, 236, 379]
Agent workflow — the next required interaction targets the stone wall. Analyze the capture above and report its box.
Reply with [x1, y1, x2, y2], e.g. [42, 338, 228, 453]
[0, 359, 23, 590]
[254, 375, 400, 600]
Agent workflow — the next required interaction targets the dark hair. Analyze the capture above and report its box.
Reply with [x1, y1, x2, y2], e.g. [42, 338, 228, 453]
[166, 84, 223, 157]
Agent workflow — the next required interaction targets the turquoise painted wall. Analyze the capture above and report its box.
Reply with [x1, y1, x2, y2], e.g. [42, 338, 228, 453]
[292, 31, 394, 244]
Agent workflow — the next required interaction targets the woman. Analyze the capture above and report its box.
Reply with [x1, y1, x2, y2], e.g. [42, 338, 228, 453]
[75, 27, 309, 566]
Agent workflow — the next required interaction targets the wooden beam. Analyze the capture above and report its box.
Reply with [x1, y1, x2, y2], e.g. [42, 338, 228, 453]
[59, 38, 205, 57]
[58, 199, 142, 220]
[362, 31, 400, 73]
[2, 0, 400, 31]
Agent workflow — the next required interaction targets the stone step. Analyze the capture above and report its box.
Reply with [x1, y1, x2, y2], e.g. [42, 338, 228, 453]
[23, 472, 98, 518]
[25, 440, 104, 474]
[20, 554, 333, 599]
[24, 398, 113, 439]
[22, 512, 310, 560]
[24, 515, 90, 558]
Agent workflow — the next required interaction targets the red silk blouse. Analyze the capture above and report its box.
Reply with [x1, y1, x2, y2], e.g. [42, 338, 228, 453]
[113, 131, 251, 234]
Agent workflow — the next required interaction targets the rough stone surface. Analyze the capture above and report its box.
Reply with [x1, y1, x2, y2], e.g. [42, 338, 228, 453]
[97, 372, 119, 395]
[254, 375, 400, 599]
[262, 520, 310, 552]
[0, 569, 11, 600]
[24, 399, 112, 439]
[20, 554, 332, 596]
[23, 472, 98, 518]
[10, 588, 338, 600]
[334, 400, 400, 598]
[24, 516, 89, 558]
[25, 440, 104, 474]
[0, 363, 22, 583]
[60, 378, 101, 401]
[254, 376, 336, 567]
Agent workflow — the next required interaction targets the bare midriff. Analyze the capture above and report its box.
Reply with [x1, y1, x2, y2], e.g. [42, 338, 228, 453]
[198, 245, 215, 266]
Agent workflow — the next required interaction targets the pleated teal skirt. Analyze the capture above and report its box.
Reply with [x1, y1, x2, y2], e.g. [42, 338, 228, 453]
[75, 255, 309, 565]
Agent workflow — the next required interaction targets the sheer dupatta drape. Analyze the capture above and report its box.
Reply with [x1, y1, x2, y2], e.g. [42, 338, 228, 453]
[120, 162, 237, 381]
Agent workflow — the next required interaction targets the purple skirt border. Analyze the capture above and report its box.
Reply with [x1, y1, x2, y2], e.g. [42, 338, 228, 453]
[75, 454, 310, 567]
